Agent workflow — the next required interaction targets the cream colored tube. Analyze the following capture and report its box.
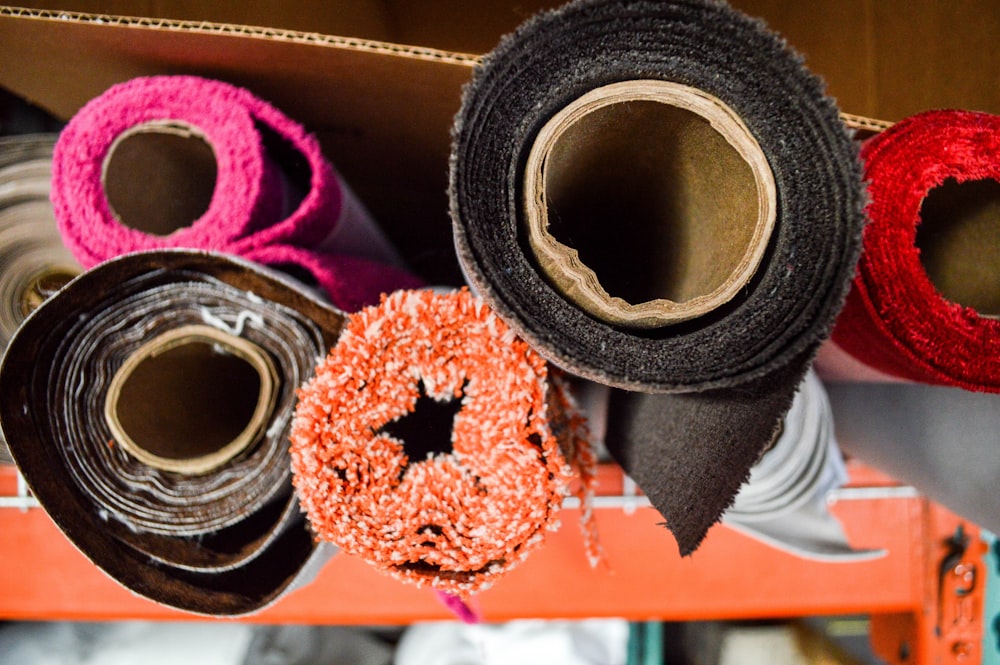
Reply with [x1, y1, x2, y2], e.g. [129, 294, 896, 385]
[105, 324, 278, 475]
[523, 80, 776, 328]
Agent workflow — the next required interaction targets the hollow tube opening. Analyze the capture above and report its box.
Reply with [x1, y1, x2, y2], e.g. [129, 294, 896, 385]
[917, 177, 1000, 317]
[105, 325, 278, 475]
[102, 121, 218, 236]
[523, 81, 776, 328]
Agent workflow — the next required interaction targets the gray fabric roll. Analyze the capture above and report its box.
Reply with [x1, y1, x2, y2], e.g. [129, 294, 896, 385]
[827, 382, 1000, 535]
[723, 371, 884, 562]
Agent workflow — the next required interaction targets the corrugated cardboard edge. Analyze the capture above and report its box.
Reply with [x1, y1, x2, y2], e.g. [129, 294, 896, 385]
[0, 6, 481, 66]
[840, 112, 893, 137]
[0, 5, 892, 131]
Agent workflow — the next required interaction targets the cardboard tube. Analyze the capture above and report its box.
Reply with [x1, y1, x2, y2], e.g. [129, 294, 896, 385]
[102, 121, 219, 237]
[916, 178, 1000, 317]
[105, 324, 278, 475]
[524, 80, 776, 327]
[0, 250, 345, 615]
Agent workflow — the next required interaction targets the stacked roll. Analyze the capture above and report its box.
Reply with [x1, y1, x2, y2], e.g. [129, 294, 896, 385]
[0, 134, 81, 463]
[814, 109, 1000, 535]
[0, 250, 346, 615]
[827, 110, 1000, 390]
[450, 0, 865, 554]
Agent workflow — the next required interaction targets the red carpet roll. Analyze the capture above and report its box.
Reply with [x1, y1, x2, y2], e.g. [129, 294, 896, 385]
[831, 110, 1000, 391]
[290, 289, 590, 595]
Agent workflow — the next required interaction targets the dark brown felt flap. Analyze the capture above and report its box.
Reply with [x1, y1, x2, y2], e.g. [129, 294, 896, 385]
[604, 352, 810, 556]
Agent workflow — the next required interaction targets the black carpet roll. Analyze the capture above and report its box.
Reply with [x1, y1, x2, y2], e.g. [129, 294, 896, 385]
[0, 250, 344, 615]
[449, 0, 865, 553]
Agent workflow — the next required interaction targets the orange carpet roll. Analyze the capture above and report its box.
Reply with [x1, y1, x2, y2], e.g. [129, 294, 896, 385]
[291, 289, 594, 595]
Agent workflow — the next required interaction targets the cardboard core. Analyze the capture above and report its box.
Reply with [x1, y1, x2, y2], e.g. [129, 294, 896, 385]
[917, 178, 1000, 317]
[102, 121, 218, 236]
[18, 267, 78, 317]
[105, 325, 278, 475]
[523, 80, 776, 328]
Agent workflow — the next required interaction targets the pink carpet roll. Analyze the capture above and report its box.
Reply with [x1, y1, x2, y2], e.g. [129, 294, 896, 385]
[242, 245, 421, 314]
[52, 75, 415, 309]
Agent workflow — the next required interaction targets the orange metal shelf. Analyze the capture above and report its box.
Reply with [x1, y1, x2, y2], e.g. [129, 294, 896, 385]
[0, 461, 989, 664]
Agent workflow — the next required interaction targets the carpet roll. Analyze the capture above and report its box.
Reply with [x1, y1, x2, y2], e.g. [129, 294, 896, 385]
[291, 289, 595, 596]
[829, 110, 1000, 390]
[0, 250, 345, 615]
[0, 134, 81, 464]
[449, 0, 865, 553]
[52, 75, 417, 310]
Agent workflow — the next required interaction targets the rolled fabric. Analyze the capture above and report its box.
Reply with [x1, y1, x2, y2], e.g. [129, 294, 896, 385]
[722, 370, 884, 562]
[52, 75, 416, 309]
[449, 0, 864, 553]
[828, 110, 1000, 390]
[291, 289, 593, 596]
[827, 381, 1000, 536]
[0, 250, 345, 615]
[0, 134, 82, 464]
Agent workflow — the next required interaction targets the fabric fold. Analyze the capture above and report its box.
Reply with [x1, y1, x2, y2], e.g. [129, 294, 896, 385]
[722, 370, 884, 562]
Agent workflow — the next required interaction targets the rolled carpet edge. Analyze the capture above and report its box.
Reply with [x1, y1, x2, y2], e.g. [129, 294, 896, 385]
[51, 75, 418, 313]
[449, 0, 865, 393]
[830, 109, 1000, 391]
[290, 288, 593, 595]
[0, 249, 346, 615]
[448, 0, 866, 554]
[0, 134, 84, 463]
